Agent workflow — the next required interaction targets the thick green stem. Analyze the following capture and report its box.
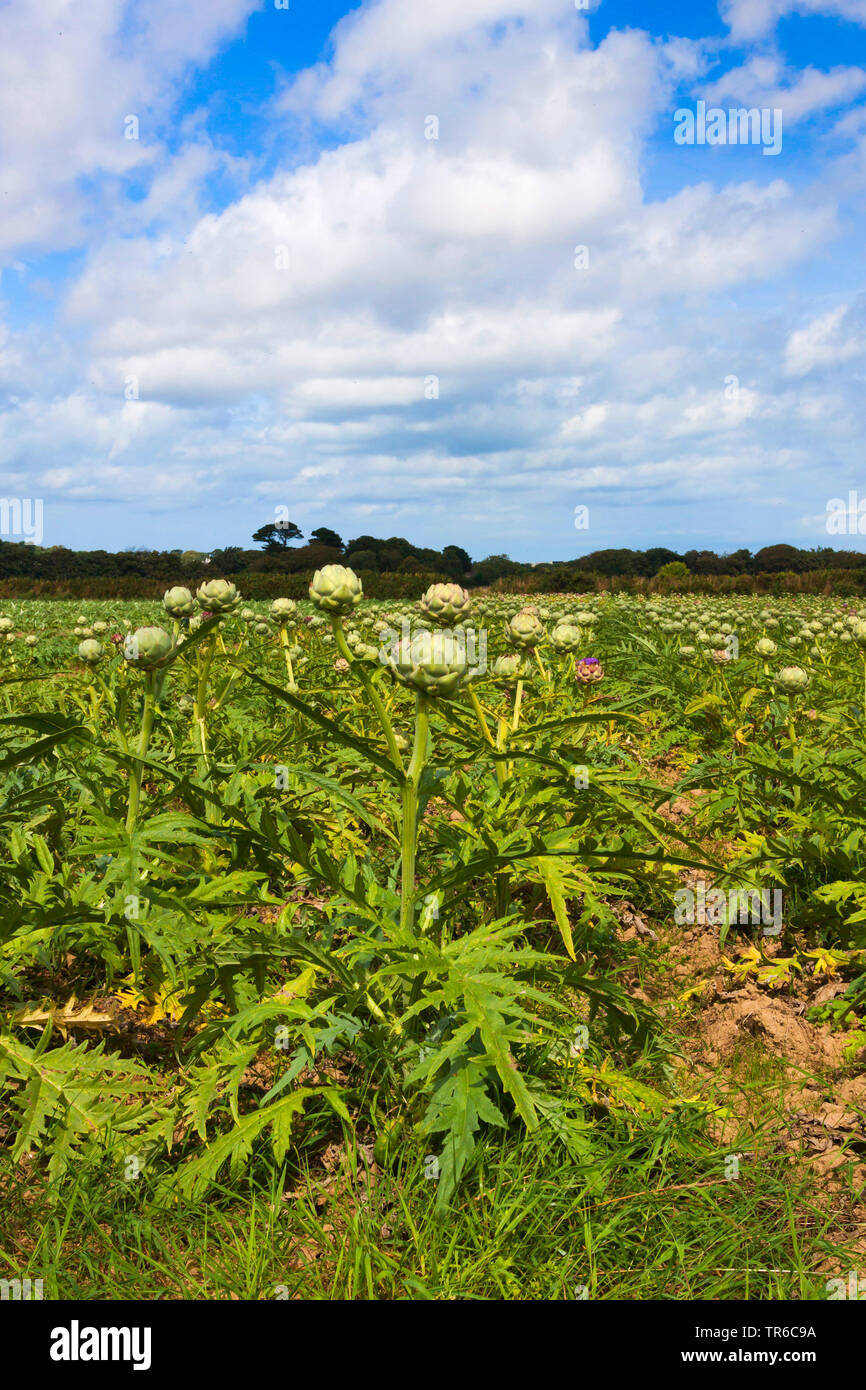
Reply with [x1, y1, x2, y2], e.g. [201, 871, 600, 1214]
[332, 618, 404, 770]
[126, 670, 157, 835]
[193, 633, 217, 772]
[279, 625, 296, 687]
[786, 698, 801, 810]
[400, 695, 430, 935]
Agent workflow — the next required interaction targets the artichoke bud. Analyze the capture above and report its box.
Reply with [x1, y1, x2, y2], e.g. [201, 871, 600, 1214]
[419, 582, 472, 627]
[390, 629, 468, 698]
[195, 579, 241, 615]
[270, 597, 297, 625]
[492, 653, 525, 681]
[505, 609, 545, 650]
[774, 665, 810, 695]
[163, 586, 196, 619]
[309, 565, 363, 615]
[77, 639, 103, 665]
[550, 621, 581, 653]
[124, 626, 175, 670]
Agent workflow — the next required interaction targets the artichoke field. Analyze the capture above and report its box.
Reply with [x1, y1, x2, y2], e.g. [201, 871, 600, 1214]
[3, 577, 866, 1211]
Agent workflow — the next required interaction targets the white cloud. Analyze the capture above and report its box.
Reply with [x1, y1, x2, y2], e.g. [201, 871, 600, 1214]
[0, 0, 258, 259]
[720, 0, 866, 43]
[0, 0, 864, 554]
[704, 57, 866, 123]
[784, 304, 864, 374]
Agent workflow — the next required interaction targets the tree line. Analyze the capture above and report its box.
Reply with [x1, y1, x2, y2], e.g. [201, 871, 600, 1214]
[1, 528, 865, 587]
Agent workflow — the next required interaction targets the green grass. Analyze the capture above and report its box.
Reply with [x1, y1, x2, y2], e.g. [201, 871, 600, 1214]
[2, 1113, 860, 1300]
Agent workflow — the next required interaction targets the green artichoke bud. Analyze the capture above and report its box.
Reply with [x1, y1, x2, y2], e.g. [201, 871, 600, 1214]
[678, 645, 696, 659]
[25, 634, 37, 647]
[419, 582, 472, 627]
[163, 586, 196, 619]
[0, 617, 14, 634]
[270, 598, 297, 625]
[241, 608, 255, 622]
[309, 564, 362, 615]
[505, 609, 544, 649]
[255, 622, 270, 635]
[124, 626, 174, 669]
[390, 630, 468, 698]
[196, 579, 241, 614]
[550, 621, 582, 653]
[77, 639, 103, 664]
[852, 621, 866, 648]
[91, 620, 109, 635]
[755, 637, 777, 657]
[774, 665, 810, 695]
[492, 653, 525, 680]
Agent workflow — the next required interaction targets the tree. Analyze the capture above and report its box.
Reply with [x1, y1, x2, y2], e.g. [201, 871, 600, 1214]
[347, 549, 378, 571]
[442, 544, 472, 576]
[253, 521, 303, 551]
[580, 549, 637, 576]
[309, 527, 343, 552]
[753, 544, 806, 573]
[642, 547, 681, 577]
[656, 560, 690, 579]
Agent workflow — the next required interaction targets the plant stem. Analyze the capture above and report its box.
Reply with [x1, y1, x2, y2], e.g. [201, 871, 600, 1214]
[279, 625, 296, 686]
[400, 694, 430, 935]
[511, 678, 525, 733]
[126, 670, 156, 835]
[331, 618, 404, 770]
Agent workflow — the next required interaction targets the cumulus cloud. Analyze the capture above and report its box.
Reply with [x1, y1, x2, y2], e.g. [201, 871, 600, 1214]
[720, 0, 866, 44]
[703, 56, 866, 123]
[0, 0, 864, 554]
[0, 0, 258, 259]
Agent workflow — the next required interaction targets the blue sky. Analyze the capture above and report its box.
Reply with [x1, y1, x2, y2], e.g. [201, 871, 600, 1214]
[1, 0, 865, 562]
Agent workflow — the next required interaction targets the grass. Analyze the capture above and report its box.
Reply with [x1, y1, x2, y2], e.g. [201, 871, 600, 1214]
[2, 1107, 861, 1300]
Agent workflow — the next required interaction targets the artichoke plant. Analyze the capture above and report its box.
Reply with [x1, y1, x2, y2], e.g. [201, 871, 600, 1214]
[505, 609, 544, 650]
[270, 598, 297, 625]
[390, 630, 468, 698]
[575, 657, 604, 684]
[195, 579, 240, 615]
[492, 653, 525, 681]
[163, 586, 196, 619]
[774, 666, 810, 695]
[78, 639, 103, 665]
[123, 627, 175, 670]
[550, 621, 581, 653]
[755, 637, 777, 657]
[309, 565, 363, 615]
[419, 582, 472, 627]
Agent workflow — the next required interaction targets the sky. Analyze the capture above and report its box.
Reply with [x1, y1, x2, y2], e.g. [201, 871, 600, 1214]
[1, 0, 865, 563]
